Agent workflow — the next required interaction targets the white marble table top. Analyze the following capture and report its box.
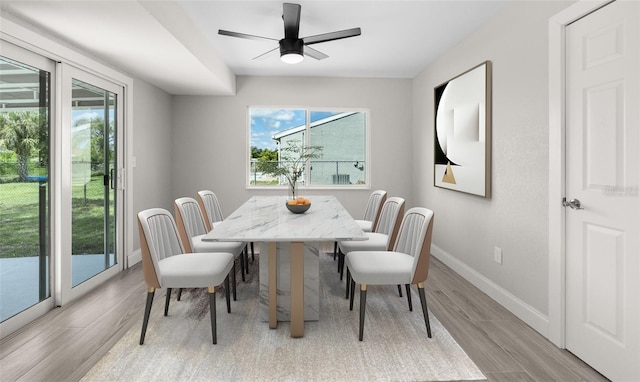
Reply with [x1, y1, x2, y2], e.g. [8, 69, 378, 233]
[202, 195, 368, 242]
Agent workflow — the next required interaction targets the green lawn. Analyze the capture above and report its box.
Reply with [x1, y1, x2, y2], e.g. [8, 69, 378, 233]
[0, 177, 114, 258]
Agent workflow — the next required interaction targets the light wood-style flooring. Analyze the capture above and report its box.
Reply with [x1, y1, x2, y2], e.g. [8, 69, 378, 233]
[0, 253, 609, 382]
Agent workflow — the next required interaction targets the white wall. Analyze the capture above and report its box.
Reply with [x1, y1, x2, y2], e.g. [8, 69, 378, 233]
[131, 78, 174, 250]
[412, 0, 572, 336]
[171, 76, 413, 219]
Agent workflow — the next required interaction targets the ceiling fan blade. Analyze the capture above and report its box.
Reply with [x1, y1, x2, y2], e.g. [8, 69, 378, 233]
[282, 3, 301, 39]
[303, 45, 329, 60]
[303, 27, 361, 45]
[253, 47, 279, 60]
[218, 29, 277, 42]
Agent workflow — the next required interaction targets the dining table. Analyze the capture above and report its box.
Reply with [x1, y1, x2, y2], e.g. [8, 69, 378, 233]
[202, 195, 367, 337]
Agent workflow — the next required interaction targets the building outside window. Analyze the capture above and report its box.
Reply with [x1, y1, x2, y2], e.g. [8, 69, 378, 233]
[249, 108, 368, 188]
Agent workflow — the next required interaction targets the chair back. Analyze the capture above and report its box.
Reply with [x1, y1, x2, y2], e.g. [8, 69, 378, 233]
[196, 190, 224, 231]
[174, 197, 209, 253]
[373, 197, 405, 250]
[392, 207, 434, 284]
[137, 208, 186, 288]
[364, 190, 387, 230]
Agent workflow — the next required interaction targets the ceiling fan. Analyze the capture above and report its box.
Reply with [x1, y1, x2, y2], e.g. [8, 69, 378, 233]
[218, 3, 361, 64]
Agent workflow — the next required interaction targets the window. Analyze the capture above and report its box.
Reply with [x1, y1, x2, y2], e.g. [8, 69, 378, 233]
[249, 108, 369, 188]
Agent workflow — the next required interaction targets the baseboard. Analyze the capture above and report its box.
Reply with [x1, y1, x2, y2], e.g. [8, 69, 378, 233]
[128, 248, 141, 267]
[431, 244, 550, 339]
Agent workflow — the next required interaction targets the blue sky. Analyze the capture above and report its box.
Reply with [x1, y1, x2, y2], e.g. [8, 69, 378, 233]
[73, 109, 102, 123]
[250, 109, 335, 150]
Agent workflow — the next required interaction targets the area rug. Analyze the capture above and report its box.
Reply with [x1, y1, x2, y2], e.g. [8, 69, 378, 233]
[82, 252, 485, 382]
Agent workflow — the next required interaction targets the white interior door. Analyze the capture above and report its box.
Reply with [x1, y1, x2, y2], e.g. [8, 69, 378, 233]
[565, 1, 639, 381]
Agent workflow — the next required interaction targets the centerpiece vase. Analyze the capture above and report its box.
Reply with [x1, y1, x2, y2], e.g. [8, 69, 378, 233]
[288, 181, 298, 201]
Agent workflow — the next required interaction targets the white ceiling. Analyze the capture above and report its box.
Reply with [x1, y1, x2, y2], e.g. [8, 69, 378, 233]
[0, 1, 512, 96]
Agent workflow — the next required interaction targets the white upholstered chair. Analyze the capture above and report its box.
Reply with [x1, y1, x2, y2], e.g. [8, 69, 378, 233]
[355, 190, 388, 232]
[345, 207, 434, 341]
[333, 190, 387, 260]
[197, 190, 253, 277]
[137, 208, 234, 345]
[337, 197, 405, 282]
[174, 197, 246, 301]
[196, 190, 225, 230]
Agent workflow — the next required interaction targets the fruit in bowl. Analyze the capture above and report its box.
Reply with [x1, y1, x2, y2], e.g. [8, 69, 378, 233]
[286, 197, 311, 213]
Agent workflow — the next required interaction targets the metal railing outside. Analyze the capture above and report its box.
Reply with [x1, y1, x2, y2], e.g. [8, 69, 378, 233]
[249, 159, 366, 186]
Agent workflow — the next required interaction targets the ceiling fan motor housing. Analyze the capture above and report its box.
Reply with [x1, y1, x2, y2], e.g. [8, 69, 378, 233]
[279, 39, 304, 56]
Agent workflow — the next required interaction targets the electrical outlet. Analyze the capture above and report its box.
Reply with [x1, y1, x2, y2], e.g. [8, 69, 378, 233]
[494, 246, 503, 264]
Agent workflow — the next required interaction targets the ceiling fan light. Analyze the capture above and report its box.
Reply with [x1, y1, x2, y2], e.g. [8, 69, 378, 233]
[279, 39, 304, 64]
[281, 52, 304, 64]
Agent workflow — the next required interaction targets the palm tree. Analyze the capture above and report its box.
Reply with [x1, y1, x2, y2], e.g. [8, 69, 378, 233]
[0, 110, 45, 181]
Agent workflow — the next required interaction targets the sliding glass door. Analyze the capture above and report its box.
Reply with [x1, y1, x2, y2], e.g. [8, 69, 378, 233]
[0, 42, 125, 334]
[60, 65, 123, 303]
[0, 45, 53, 323]
[70, 78, 118, 287]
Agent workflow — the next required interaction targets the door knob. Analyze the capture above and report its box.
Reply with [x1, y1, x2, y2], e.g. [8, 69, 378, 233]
[562, 197, 584, 210]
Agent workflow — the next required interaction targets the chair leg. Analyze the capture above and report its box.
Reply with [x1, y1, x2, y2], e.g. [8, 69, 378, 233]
[140, 288, 155, 345]
[397, 284, 403, 297]
[232, 261, 237, 301]
[339, 250, 345, 280]
[209, 286, 217, 344]
[333, 241, 338, 260]
[359, 284, 367, 341]
[417, 283, 432, 338]
[225, 275, 231, 314]
[405, 284, 412, 311]
[164, 288, 172, 316]
[345, 268, 351, 299]
[349, 278, 356, 310]
[177, 288, 183, 301]
[244, 247, 250, 274]
[240, 251, 246, 282]
[250, 242, 255, 262]
[337, 248, 342, 273]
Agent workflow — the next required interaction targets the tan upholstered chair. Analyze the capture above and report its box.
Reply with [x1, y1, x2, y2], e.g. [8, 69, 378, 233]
[345, 207, 434, 341]
[197, 190, 253, 277]
[137, 208, 234, 344]
[174, 197, 246, 301]
[333, 190, 387, 260]
[337, 197, 405, 283]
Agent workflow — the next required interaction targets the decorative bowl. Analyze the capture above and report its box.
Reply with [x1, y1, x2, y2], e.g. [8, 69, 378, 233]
[285, 202, 311, 214]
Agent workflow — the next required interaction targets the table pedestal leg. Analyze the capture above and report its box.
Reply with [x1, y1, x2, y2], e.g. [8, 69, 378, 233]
[290, 241, 304, 337]
[268, 242, 277, 329]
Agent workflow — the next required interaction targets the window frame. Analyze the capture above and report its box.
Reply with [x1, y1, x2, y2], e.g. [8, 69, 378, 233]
[247, 106, 371, 190]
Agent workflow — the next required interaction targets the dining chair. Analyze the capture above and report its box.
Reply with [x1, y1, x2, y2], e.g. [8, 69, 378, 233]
[345, 207, 434, 341]
[333, 189, 387, 261]
[337, 196, 405, 283]
[196, 190, 225, 230]
[197, 190, 253, 276]
[174, 197, 246, 301]
[137, 208, 234, 344]
[355, 189, 388, 232]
